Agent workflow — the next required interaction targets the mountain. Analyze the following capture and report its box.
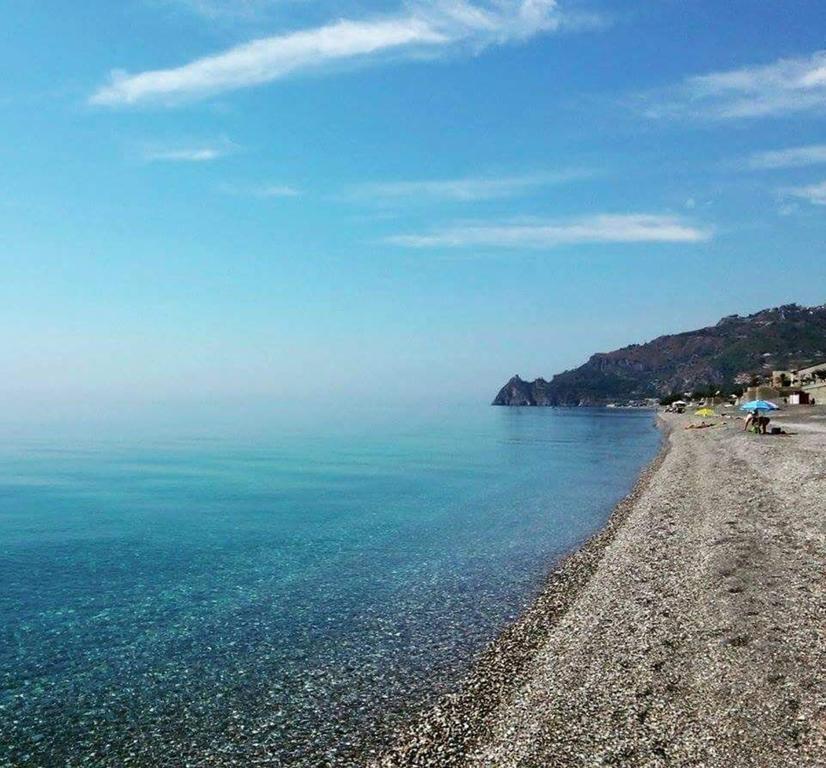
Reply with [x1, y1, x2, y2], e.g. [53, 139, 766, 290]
[493, 303, 826, 406]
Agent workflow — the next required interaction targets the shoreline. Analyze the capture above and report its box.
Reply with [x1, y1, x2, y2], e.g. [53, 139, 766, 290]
[373, 407, 825, 766]
[371, 416, 673, 766]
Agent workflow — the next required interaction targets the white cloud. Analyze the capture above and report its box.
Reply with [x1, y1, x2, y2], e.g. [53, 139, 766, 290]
[217, 182, 301, 197]
[386, 214, 712, 248]
[145, 146, 225, 162]
[645, 50, 826, 120]
[782, 180, 826, 206]
[747, 144, 826, 169]
[142, 136, 238, 162]
[91, 0, 568, 106]
[348, 170, 589, 202]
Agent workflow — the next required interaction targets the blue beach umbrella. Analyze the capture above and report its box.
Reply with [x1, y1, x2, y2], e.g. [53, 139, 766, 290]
[739, 400, 779, 411]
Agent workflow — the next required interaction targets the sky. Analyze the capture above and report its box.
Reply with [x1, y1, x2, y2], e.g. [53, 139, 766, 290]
[2, 0, 826, 414]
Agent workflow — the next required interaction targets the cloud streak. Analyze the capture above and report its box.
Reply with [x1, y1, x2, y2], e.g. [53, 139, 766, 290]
[91, 0, 567, 106]
[748, 144, 826, 169]
[645, 50, 826, 120]
[347, 170, 590, 202]
[217, 182, 301, 197]
[386, 214, 712, 249]
[141, 136, 238, 162]
[158, 0, 280, 21]
[144, 146, 227, 162]
[782, 181, 826, 206]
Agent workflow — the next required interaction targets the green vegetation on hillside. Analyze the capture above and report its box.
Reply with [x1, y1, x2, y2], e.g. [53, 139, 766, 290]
[493, 303, 826, 406]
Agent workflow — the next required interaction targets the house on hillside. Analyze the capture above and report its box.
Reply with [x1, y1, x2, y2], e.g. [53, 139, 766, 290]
[788, 392, 812, 405]
[798, 362, 826, 403]
[763, 364, 826, 405]
[771, 370, 796, 388]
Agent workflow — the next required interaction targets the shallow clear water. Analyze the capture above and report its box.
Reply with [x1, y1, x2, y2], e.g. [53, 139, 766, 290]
[0, 406, 658, 767]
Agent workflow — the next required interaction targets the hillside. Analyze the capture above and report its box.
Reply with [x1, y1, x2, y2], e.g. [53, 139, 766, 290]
[492, 303, 826, 406]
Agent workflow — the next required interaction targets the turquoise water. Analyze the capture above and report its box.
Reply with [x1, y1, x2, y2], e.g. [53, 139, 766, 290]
[0, 406, 658, 767]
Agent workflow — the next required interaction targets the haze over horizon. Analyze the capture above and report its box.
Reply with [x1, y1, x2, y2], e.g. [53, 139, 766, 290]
[3, 1, 826, 413]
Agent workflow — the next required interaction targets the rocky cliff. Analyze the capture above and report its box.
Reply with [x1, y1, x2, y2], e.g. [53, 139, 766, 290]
[493, 303, 826, 406]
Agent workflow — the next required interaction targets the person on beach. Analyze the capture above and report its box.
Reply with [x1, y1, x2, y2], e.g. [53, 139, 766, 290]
[744, 410, 770, 434]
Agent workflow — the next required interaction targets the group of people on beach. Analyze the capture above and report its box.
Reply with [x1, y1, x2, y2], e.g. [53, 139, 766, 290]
[676, 407, 792, 437]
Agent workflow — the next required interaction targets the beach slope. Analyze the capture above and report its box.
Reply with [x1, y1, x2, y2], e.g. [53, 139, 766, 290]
[376, 410, 825, 767]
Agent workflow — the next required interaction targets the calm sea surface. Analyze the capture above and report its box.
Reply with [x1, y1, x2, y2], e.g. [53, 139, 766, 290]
[0, 406, 659, 767]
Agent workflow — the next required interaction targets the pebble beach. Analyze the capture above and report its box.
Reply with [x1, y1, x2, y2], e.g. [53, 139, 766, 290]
[374, 407, 826, 767]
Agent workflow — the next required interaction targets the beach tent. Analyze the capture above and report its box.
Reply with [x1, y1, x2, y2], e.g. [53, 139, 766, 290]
[739, 400, 779, 411]
[672, 400, 687, 406]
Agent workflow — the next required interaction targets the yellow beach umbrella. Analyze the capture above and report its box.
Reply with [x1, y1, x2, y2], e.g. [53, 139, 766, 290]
[695, 407, 714, 417]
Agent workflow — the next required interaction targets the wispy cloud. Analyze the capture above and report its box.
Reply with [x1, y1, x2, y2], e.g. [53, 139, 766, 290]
[347, 170, 590, 203]
[385, 214, 712, 248]
[142, 136, 238, 162]
[782, 181, 826, 206]
[144, 146, 226, 162]
[91, 0, 574, 106]
[156, 0, 281, 21]
[644, 50, 826, 120]
[217, 182, 301, 197]
[747, 144, 826, 169]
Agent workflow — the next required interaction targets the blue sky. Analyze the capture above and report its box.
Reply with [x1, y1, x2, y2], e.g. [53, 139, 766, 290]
[2, 0, 826, 411]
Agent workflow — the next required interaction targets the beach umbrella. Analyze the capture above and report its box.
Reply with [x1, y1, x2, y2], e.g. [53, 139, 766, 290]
[695, 408, 714, 417]
[739, 400, 779, 411]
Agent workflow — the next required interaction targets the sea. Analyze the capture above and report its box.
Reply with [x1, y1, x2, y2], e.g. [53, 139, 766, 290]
[0, 405, 659, 767]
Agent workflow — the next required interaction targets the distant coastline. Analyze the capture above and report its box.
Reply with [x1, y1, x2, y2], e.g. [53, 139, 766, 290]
[492, 303, 826, 407]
